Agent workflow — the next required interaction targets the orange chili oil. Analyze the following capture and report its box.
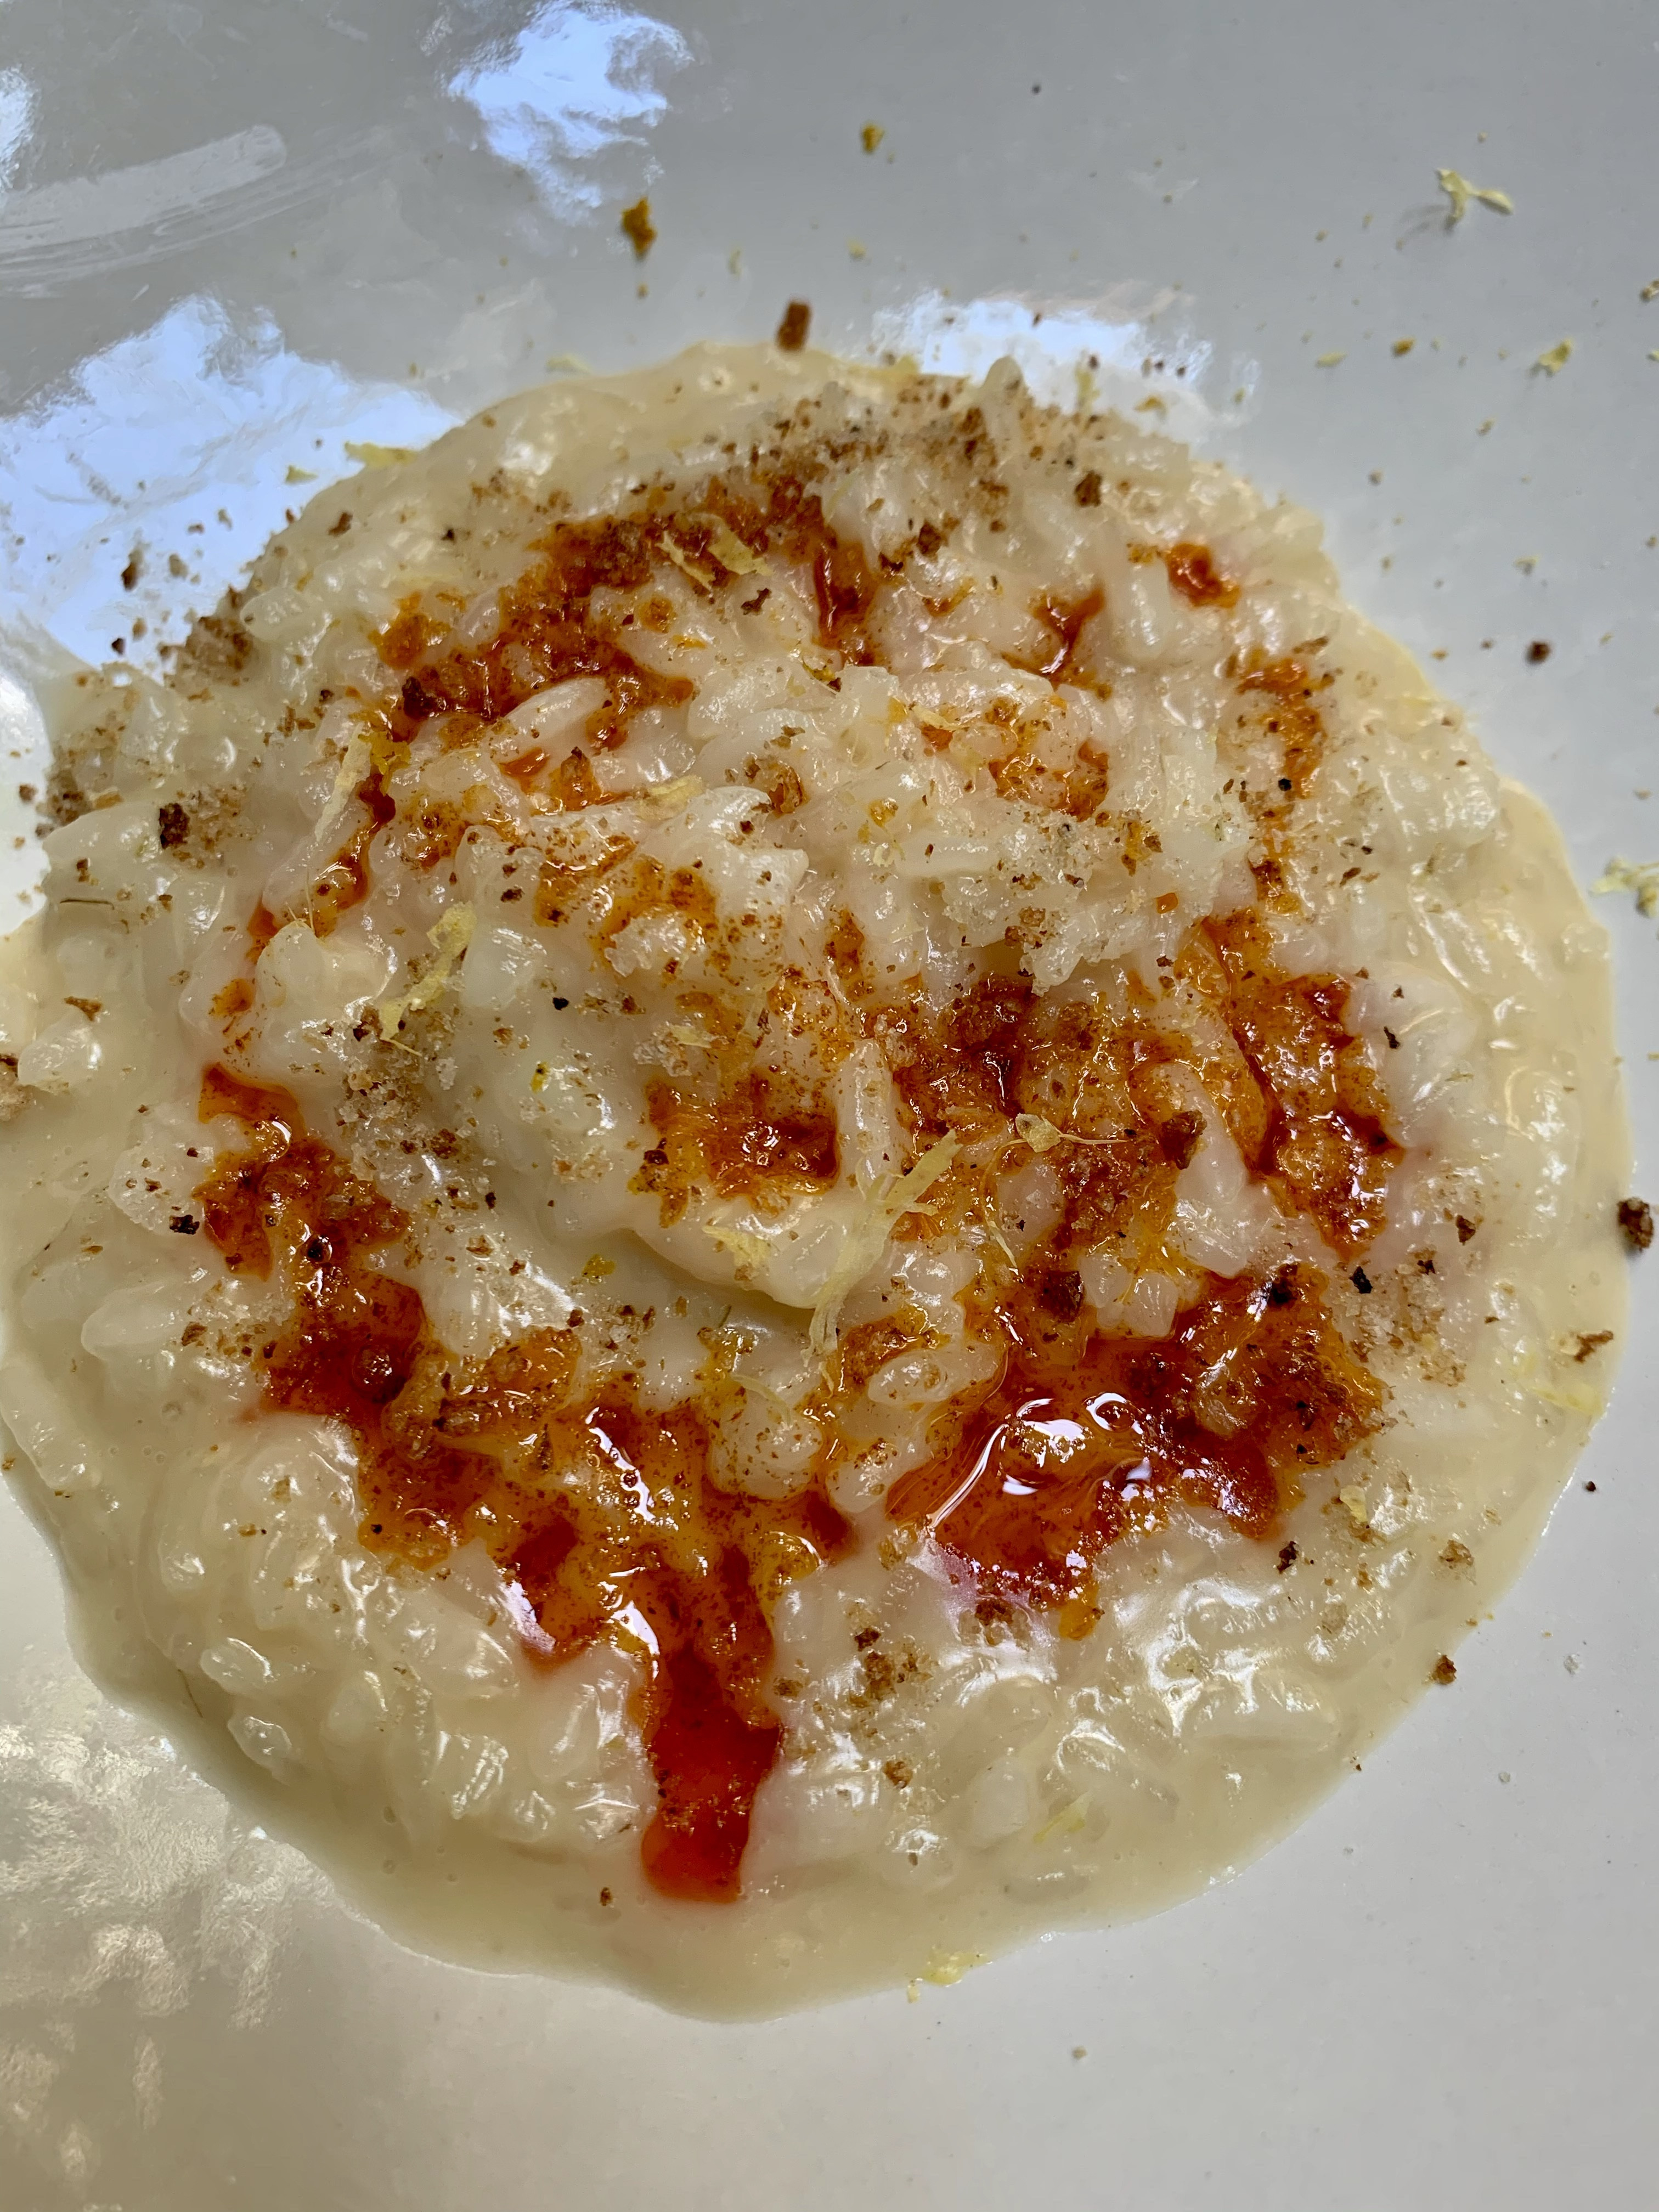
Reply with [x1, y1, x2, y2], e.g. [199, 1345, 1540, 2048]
[1162, 542, 1239, 610]
[194, 1068, 852, 1903]
[885, 1263, 1381, 1626]
[1187, 911, 1401, 1257]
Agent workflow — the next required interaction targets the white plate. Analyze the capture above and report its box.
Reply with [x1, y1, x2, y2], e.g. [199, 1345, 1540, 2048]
[2, 3, 1655, 2205]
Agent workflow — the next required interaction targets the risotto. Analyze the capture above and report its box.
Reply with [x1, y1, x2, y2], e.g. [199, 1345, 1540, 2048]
[0, 345, 1627, 2013]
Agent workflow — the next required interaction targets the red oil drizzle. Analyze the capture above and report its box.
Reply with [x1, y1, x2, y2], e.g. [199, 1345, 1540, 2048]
[1027, 585, 1105, 684]
[1162, 543, 1239, 610]
[241, 772, 395, 970]
[306, 774, 397, 937]
[640, 1071, 839, 1224]
[194, 1069, 852, 1902]
[381, 518, 696, 749]
[886, 1265, 1382, 1627]
[1192, 912, 1402, 1258]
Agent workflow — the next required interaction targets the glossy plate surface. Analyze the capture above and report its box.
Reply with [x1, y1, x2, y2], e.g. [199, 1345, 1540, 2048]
[1, 3, 1655, 2204]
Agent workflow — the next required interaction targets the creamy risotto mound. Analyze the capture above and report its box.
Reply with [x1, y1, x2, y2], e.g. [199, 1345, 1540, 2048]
[0, 346, 1626, 2013]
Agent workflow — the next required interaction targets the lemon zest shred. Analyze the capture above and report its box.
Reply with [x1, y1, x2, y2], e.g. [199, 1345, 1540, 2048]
[376, 904, 475, 1031]
[1437, 169, 1513, 222]
[344, 439, 419, 468]
[1014, 1112, 1114, 1153]
[686, 514, 766, 575]
[809, 1136, 961, 1355]
[708, 1224, 772, 1273]
[922, 1948, 989, 1987]
[1035, 1795, 1090, 1844]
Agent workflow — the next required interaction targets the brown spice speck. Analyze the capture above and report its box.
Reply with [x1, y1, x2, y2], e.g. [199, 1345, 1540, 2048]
[1617, 1197, 1652, 1251]
[1573, 1330, 1614, 1362]
[1430, 1653, 1457, 1685]
[1525, 639, 1552, 664]
[157, 802, 190, 849]
[775, 300, 811, 352]
[620, 196, 656, 258]
[1073, 470, 1103, 507]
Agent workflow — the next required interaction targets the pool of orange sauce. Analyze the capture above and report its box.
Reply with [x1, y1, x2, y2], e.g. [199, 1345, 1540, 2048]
[885, 1268, 1380, 1635]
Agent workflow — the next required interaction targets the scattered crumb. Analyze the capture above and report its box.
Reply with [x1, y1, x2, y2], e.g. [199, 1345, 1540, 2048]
[1437, 168, 1513, 221]
[1392, 337, 1415, 356]
[1643, 280, 1659, 301]
[1430, 1654, 1457, 1685]
[1071, 2046, 1088, 2061]
[921, 1948, 988, 1987]
[1564, 1654, 1580, 1675]
[1534, 339, 1574, 375]
[848, 239, 866, 259]
[861, 123, 885, 155]
[1477, 418, 1494, 434]
[285, 464, 317, 484]
[1616, 1196, 1654, 1251]
[620, 196, 656, 259]
[1440, 1539, 1474, 1571]
[343, 442, 415, 467]
[1314, 351, 1346, 367]
[1514, 555, 1538, 573]
[775, 299, 811, 352]
[1593, 858, 1659, 919]
[1525, 639, 1551, 664]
